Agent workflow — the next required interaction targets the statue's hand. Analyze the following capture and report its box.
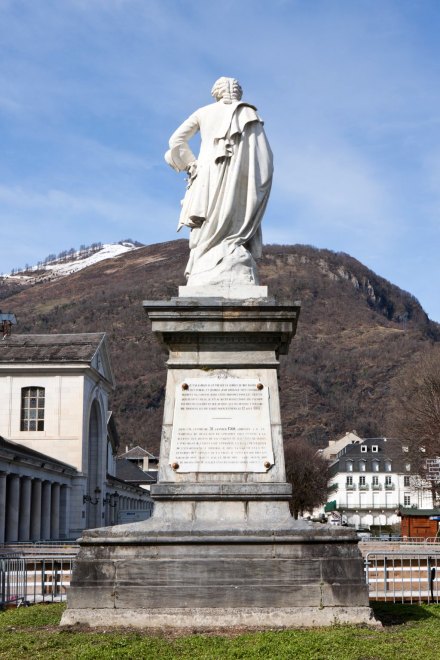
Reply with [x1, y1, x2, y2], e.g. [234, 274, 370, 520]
[185, 161, 198, 188]
[187, 161, 197, 178]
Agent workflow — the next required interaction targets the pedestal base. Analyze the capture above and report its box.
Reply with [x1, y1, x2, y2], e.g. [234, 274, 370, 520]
[61, 519, 376, 630]
[61, 606, 377, 630]
[178, 284, 269, 299]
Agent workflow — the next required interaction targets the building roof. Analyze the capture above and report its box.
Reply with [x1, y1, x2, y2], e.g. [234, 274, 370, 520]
[0, 435, 78, 475]
[399, 507, 440, 518]
[119, 446, 158, 460]
[0, 333, 106, 363]
[321, 431, 363, 461]
[115, 457, 157, 484]
[329, 437, 407, 475]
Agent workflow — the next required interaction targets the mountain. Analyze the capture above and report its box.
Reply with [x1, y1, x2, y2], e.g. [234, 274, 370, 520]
[1, 239, 438, 454]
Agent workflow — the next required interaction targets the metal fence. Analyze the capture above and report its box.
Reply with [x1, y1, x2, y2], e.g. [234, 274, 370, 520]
[360, 537, 440, 544]
[366, 552, 440, 603]
[0, 554, 27, 608]
[0, 542, 79, 553]
[0, 553, 75, 608]
[3, 548, 440, 608]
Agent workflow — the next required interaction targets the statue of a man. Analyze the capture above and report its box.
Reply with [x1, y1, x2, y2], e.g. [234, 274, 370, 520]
[165, 77, 273, 287]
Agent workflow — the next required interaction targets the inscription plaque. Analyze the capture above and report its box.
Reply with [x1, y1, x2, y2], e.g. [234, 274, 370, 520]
[169, 377, 274, 472]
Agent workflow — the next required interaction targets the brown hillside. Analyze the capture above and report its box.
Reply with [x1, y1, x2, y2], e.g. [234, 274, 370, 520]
[1, 240, 438, 454]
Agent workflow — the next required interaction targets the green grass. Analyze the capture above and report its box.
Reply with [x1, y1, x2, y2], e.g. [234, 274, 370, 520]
[1, 603, 440, 659]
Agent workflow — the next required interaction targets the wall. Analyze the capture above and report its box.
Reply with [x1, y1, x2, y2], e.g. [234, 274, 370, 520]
[0, 371, 85, 471]
[401, 516, 438, 539]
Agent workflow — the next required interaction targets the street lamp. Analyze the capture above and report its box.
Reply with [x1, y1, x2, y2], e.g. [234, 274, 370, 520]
[103, 491, 119, 508]
[83, 487, 101, 505]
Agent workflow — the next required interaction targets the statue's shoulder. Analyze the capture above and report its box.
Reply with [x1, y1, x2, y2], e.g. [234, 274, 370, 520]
[197, 100, 257, 111]
[237, 102, 257, 112]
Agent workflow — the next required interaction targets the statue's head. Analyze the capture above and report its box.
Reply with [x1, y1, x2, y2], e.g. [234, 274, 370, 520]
[211, 77, 243, 104]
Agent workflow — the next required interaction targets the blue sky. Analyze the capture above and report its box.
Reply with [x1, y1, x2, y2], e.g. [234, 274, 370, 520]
[1, 0, 439, 321]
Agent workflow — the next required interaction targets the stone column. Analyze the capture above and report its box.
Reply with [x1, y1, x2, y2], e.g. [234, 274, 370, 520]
[104, 494, 111, 526]
[59, 485, 69, 540]
[5, 474, 20, 542]
[41, 481, 52, 541]
[50, 482, 61, 540]
[18, 476, 32, 542]
[30, 478, 42, 541]
[0, 472, 7, 544]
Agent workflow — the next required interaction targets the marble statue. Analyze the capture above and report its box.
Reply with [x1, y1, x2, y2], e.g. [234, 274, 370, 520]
[165, 77, 273, 286]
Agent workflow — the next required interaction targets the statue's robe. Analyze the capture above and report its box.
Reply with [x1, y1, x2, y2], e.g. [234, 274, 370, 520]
[166, 101, 273, 285]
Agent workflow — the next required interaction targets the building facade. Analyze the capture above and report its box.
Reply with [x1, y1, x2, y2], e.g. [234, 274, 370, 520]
[0, 333, 152, 542]
[320, 432, 434, 529]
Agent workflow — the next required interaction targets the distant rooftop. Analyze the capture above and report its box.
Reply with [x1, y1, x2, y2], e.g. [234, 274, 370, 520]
[115, 458, 157, 484]
[119, 446, 158, 460]
[0, 333, 105, 363]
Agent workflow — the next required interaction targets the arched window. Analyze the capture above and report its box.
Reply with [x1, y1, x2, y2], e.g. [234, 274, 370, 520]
[21, 387, 45, 431]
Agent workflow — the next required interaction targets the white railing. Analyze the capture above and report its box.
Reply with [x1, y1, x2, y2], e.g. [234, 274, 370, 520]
[366, 552, 440, 603]
[0, 553, 75, 607]
[359, 536, 440, 544]
[0, 554, 27, 608]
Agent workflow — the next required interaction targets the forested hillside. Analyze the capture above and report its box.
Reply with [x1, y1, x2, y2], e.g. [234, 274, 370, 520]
[1, 239, 438, 454]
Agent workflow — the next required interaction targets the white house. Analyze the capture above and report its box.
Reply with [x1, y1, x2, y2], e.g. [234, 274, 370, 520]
[0, 333, 152, 542]
[319, 432, 434, 529]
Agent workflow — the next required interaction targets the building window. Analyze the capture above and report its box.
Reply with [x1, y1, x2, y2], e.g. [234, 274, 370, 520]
[359, 476, 366, 486]
[404, 476, 410, 487]
[385, 460, 392, 472]
[346, 476, 353, 486]
[372, 445, 378, 453]
[372, 460, 379, 472]
[385, 475, 392, 486]
[404, 494, 411, 506]
[361, 445, 367, 453]
[405, 463, 411, 472]
[346, 461, 353, 472]
[359, 460, 366, 472]
[372, 476, 379, 486]
[21, 387, 45, 431]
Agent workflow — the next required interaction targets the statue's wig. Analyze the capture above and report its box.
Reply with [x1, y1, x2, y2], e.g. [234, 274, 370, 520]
[211, 77, 243, 104]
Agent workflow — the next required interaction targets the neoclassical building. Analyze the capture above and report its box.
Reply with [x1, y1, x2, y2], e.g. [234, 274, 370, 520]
[0, 333, 152, 542]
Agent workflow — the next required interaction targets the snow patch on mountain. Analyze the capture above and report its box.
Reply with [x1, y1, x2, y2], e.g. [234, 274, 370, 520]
[44, 243, 136, 277]
[5, 241, 141, 284]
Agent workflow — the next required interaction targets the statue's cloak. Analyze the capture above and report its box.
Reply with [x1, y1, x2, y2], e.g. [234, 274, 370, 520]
[166, 101, 273, 283]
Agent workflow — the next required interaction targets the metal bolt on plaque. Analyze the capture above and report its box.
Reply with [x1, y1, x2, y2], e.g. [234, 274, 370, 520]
[171, 462, 179, 470]
[264, 460, 271, 469]
[257, 383, 264, 390]
[181, 383, 189, 390]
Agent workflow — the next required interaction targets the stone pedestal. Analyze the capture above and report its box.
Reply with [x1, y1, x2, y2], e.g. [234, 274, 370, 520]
[61, 292, 375, 630]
